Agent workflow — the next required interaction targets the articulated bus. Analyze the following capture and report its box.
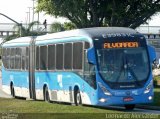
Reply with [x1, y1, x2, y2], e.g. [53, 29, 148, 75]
[1, 27, 156, 110]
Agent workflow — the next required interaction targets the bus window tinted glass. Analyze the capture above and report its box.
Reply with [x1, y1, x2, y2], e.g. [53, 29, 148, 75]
[15, 48, 21, 69]
[56, 44, 63, 70]
[10, 48, 15, 69]
[26, 47, 29, 70]
[64, 43, 72, 69]
[2, 48, 7, 68]
[21, 47, 26, 70]
[6, 48, 10, 69]
[85, 42, 90, 49]
[48, 45, 55, 70]
[73, 42, 83, 69]
[40, 46, 47, 70]
[36, 46, 40, 70]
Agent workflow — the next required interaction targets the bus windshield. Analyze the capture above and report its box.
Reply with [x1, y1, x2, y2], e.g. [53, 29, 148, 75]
[97, 47, 150, 84]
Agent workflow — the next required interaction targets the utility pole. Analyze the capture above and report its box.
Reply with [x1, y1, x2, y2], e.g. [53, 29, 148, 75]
[28, 7, 32, 24]
[32, 0, 35, 31]
[32, 0, 35, 23]
[26, 12, 29, 28]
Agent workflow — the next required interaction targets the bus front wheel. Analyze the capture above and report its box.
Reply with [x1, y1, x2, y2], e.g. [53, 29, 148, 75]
[44, 87, 50, 103]
[74, 90, 82, 106]
[125, 104, 135, 110]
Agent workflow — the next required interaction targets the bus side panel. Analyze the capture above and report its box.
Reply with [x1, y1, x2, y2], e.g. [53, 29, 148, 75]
[35, 71, 97, 105]
[2, 67, 30, 98]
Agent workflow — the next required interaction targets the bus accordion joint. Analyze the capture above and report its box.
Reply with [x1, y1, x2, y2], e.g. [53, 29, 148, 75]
[103, 42, 139, 49]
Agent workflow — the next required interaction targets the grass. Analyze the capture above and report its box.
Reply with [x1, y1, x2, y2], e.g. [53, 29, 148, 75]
[0, 98, 123, 119]
[0, 88, 160, 119]
[0, 98, 122, 113]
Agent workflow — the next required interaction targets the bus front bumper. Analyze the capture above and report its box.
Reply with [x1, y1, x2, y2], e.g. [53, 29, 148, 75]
[97, 93, 153, 106]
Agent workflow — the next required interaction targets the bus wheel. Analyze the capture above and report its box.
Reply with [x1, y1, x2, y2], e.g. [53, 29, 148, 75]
[44, 87, 50, 103]
[10, 85, 15, 98]
[125, 104, 135, 110]
[74, 90, 82, 106]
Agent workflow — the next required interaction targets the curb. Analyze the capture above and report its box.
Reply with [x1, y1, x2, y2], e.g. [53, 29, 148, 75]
[136, 105, 160, 110]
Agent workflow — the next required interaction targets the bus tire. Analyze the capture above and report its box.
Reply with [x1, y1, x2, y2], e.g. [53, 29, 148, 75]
[44, 86, 50, 103]
[10, 85, 15, 98]
[125, 104, 135, 110]
[74, 89, 82, 106]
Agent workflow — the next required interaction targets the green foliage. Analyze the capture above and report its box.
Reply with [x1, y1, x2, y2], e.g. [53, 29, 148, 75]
[0, 98, 120, 114]
[154, 76, 160, 87]
[153, 88, 160, 106]
[50, 22, 77, 32]
[37, 0, 160, 28]
[50, 22, 64, 32]
[63, 22, 77, 30]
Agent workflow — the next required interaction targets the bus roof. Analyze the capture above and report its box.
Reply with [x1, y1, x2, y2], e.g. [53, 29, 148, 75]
[2, 27, 140, 47]
[36, 27, 139, 40]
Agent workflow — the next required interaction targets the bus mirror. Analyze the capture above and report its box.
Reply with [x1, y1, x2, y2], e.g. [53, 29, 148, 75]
[147, 45, 156, 63]
[87, 48, 96, 64]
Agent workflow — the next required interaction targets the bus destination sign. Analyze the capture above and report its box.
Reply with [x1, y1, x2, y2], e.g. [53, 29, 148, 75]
[103, 42, 139, 49]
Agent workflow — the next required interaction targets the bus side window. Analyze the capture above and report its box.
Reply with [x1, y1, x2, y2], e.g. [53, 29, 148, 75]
[56, 44, 64, 70]
[84, 50, 97, 89]
[26, 47, 29, 70]
[36, 46, 40, 70]
[48, 44, 55, 70]
[21, 47, 26, 70]
[2, 48, 6, 68]
[10, 48, 16, 69]
[15, 48, 21, 70]
[40, 46, 47, 70]
[73, 42, 83, 69]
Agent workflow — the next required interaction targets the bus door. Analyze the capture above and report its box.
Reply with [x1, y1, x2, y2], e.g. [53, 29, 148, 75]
[28, 37, 36, 99]
[83, 50, 97, 96]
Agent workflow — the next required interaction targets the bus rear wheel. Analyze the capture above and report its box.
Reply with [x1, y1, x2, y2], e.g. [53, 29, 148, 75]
[74, 90, 82, 106]
[125, 104, 135, 110]
[10, 85, 15, 98]
[44, 87, 50, 103]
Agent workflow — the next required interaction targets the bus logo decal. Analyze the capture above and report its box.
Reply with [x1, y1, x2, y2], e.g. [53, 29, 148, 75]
[57, 75, 63, 88]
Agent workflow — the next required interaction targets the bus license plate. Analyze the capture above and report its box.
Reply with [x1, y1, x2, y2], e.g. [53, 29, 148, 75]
[123, 97, 133, 102]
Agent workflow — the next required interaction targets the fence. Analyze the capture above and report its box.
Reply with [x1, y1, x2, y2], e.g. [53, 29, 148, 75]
[0, 23, 160, 33]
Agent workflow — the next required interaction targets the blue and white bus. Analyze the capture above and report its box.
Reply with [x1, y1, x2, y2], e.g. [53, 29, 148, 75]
[1, 27, 156, 110]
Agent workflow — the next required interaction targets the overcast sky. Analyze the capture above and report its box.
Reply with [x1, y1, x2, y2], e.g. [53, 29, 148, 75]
[0, 0, 160, 26]
[0, 0, 67, 24]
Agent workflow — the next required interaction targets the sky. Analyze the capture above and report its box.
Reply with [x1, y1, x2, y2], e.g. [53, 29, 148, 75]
[0, 0, 160, 25]
[0, 0, 67, 24]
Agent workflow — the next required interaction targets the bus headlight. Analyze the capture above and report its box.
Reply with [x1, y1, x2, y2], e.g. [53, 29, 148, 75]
[98, 83, 112, 96]
[144, 81, 153, 94]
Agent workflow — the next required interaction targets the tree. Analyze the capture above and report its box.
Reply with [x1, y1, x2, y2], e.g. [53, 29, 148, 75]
[50, 22, 77, 32]
[37, 0, 160, 29]
[50, 22, 64, 32]
[63, 22, 77, 30]
[5, 21, 46, 41]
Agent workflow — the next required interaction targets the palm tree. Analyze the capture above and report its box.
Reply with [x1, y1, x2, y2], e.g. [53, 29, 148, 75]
[5, 21, 46, 41]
